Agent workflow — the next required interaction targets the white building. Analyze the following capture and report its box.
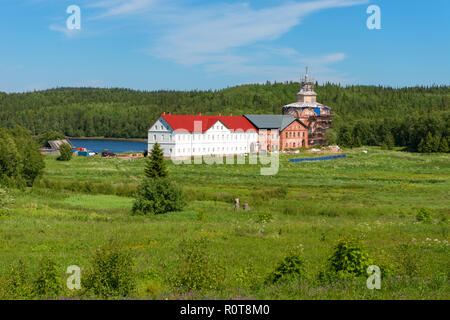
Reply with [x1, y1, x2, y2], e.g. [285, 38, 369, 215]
[148, 113, 259, 157]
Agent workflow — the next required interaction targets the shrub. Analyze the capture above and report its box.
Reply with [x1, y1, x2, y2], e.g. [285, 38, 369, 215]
[33, 258, 62, 298]
[175, 238, 225, 291]
[2, 260, 33, 299]
[83, 240, 136, 298]
[57, 143, 73, 161]
[268, 247, 306, 283]
[416, 208, 432, 223]
[0, 188, 14, 216]
[257, 210, 273, 223]
[327, 237, 372, 277]
[132, 178, 184, 215]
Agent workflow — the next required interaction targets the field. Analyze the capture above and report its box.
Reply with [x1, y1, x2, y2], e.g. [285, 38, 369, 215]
[0, 147, 449, 299]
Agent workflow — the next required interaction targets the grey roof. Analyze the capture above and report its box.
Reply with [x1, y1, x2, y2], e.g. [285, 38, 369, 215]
[244, 114, 297, 131]
[47, 139, 73, 150]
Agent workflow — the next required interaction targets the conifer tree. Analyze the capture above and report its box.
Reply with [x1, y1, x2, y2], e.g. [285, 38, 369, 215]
[439, 137, 449, 153]
[144, 143, 168, 178]
[431, 134, 441, 153]
[419, 132, 434, 153]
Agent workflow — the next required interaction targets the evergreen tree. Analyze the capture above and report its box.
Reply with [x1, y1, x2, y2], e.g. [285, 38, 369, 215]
[144, 143, 168, 178]
[419, 132, 434, 153]
[431, 134, 441, 153]
[438, 136, 449, 153]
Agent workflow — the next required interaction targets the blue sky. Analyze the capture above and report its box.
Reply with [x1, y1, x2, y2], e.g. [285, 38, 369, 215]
[0, 0, 449, 92]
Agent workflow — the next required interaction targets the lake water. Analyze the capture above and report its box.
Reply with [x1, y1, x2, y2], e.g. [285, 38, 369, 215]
[69, 139, 147, 154]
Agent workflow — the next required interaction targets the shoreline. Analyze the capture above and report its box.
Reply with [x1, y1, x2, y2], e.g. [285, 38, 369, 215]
[66, 137, 147, 142]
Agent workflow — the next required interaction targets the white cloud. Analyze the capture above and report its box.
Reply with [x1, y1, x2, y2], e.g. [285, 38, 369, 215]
[152, 0, 367, 65]
[89, 0, 158, 17]
[49, 23, 81, 38]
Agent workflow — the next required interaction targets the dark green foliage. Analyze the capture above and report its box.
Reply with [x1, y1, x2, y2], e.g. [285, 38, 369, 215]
[418, 132, 449, 153]
[327, 238, 372, 277]
[340, 131, 354, 148]
[439, 136, 449, 152]
[132, 178, 184, 215]
[416, 208, 432, 223]
[144, 143, 167, 178]
[268, 250, 306, 283]
[0, 85, 447, 150]
[382, 132, 395, 150]
[57, 143, 73, 161]
[0, 126, 44, 187]
[175, 238, 225, 291]
[36, 130, 65, 147]
[33, 258, 62, 298]
[83, 240, 135, 298]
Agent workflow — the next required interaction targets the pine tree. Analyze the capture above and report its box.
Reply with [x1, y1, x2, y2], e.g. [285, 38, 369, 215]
[438, 136, 449, 153]
[431, 134, 441, 153]
[419, 132, 434, 153]
[144, 143, 168, 178]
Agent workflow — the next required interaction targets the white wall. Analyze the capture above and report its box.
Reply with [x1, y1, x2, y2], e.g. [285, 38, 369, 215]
[148, 118, 258, 157]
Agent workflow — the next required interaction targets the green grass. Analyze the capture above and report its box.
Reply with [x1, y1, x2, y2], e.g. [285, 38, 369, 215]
[0, 147, 449, 299]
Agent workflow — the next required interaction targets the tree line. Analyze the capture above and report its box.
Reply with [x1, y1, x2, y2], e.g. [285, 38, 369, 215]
[0, 83, 448, 152]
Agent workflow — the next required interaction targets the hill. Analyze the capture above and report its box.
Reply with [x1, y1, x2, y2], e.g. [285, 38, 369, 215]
[0, 83, 448, 150]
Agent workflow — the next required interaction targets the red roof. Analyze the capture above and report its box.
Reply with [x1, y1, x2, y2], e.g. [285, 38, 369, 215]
[161, 114, 257, 133]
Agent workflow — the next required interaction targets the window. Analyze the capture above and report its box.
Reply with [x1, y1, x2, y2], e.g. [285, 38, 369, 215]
[153, 135, 156, 141]
[286, 132, 288, 138]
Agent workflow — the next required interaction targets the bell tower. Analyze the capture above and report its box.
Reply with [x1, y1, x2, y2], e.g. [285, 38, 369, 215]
[296, 67, 317, 104]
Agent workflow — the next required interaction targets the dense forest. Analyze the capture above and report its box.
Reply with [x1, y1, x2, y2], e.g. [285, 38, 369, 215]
[0, 83, 448, 151]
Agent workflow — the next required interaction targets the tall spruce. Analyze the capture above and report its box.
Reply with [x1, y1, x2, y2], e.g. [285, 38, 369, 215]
[144, 143, 168, 178]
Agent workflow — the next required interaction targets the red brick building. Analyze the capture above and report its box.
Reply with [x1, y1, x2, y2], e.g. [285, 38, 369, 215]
[244, 114, 308, 152]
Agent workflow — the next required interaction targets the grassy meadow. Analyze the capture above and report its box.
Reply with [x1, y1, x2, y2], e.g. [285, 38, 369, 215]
[0, 147, 449, 299]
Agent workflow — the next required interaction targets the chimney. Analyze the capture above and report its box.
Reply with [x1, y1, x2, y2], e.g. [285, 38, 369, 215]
[229, 113, 232, 116]
[168, 112, 171, 115]
[218, 112, 221, 116]
[163, 112, 166, 115]
[199, 112, 202, 116]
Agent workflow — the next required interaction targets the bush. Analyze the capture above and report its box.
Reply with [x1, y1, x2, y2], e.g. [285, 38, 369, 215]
[132, 178, 184, 215]
[268, 247, 306, 283]
[57, 143, 73, 161]
[0, 188, 14, 216]
[327, 237, 372, 277]
[257, 210, 273, 223]
[416, 208, 432, 223]
[175, 238, 225, 291]
[2, 260, 33, 299]
[83, 240, 136, 298]
[33, 258, 62, 298]
[0, 126, 44, 187]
